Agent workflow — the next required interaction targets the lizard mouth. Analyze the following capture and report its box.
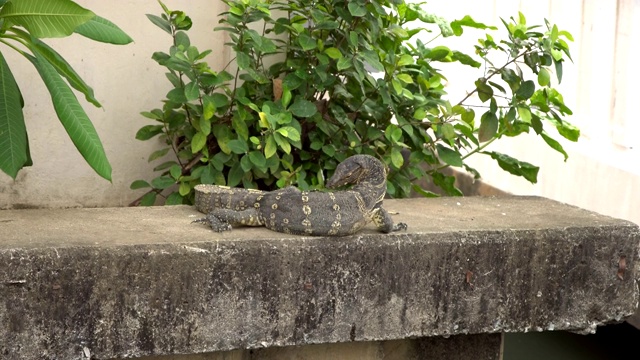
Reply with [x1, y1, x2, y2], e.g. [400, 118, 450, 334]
[325, 178, 345, 189]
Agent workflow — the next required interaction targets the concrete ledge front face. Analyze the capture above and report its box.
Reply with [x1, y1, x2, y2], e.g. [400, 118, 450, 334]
[0, 197, 638, 359]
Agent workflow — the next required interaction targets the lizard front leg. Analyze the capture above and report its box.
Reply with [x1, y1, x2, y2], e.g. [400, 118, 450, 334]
[193, 208, 264, 232]
[372, 207, 408, 233]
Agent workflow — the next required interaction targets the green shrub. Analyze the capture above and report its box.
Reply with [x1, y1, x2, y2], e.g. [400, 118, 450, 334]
[131, 0, 576, 205]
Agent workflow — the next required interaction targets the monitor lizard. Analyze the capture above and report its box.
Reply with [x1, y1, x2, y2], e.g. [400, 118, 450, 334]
[193, 154, 408, 236]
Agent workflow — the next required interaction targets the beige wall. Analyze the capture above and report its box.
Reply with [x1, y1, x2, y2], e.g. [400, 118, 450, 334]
[0, 1, 228, 208]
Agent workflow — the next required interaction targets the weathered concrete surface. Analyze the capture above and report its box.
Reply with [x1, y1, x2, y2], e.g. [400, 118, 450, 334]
[0, 197, 638, 359]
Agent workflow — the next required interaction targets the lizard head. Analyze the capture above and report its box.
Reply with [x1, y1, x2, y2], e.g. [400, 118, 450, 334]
[326, 155, 386, 189]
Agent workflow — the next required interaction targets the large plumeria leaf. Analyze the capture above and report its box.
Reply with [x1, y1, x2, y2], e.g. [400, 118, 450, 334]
[10, 30, 103, 107]
[28, 52, 112, 181]
[74, 15, 133, 44]
[0, 0, 95, 38]
[0, 52, 28, 179]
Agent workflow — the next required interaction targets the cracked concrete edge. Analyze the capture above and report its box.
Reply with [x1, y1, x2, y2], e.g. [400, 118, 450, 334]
[0, 197, 638, 359]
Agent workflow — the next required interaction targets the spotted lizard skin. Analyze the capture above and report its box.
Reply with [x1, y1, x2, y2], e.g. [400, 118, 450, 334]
[193, 154, 407, 236]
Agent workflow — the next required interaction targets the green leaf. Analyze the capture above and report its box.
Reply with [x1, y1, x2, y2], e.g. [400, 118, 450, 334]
[324, 47, 342, 59]
[451, 51, 481, 68]
[289, 98, 317, 118]
[191, 132, 207, 153]
[140, 192, 157, 206]
[537, 67, 551, 86]
[396, 73, 413, 84]
[281, 88, 292, 108]
[348, 2, 367, 17]
[554, 119, 580, 141]
[0, 52, 28, 179]
[517, 106, 532, 124]
[405, 8, 452, 37]
[475, 80, 493, 102]
[240, 153, 253, 172]
[178, 182, 191, 196]
[74, 15, 133, 44]
[151, 175, 176, 189]
[211, 93, 230, 108]
[166, 87, 187, 103]
[248, 151, 267, 170]
[166, 192, 184, 205]
[484, 151, 539, 183]
[227, 162, 244, 187]
[432, 172, 463, 196]
[478, 111, 498, 142]
[200, 164, 214, 184]
[148, 147, 170, 162]
[450, 15, 497, 36]
[336, 57, 353, 71]
[184, 81, 200, 101]
[199, 115, 211, 136]
[461, 108, 475, 125]
[412, 185, 439, 198]
[516, 80, 535, 99]
[236, 51, 251, 69]
[0, 0, 95, 38]
[28, 52, 112, 180]
[153, 160, 178, 172]
[136, 125, 164, 140]
[174, 31, 190, 49]
[441, 123, 456, 140]
[397, 54, 414, 66]
[130, 180, 151, 190]
[297, 33, 316, 51]
[390, 148, 404, 168]
[202, 95, 216, 120]
[276, 126, 301, 141]
[426, 46, 451, 61]
[245, 29, 277, 53]
[169, 164, 182, 180]
[541, 132, 568, 161]
[436, 144, 463, 167]
[283, 72, 305, 90]
[413, 108, 426, 120]
[322, 144, 335, 157]
[146, 14, 171, 34]
[360, 50, 384, 72]
[264, 134, 277, 158]
[228, 6, 244, 16]
[232, 115, 249, 140]
[391, 79, 403, 95]
[274, 132, 291, 154]
[554, 59, 563, 83]
[227, 139, 249, 154]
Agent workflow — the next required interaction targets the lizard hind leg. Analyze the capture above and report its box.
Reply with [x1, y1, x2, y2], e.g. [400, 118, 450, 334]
[372, 207, 408, 233]
[194, 208, 264, 232]
[192, 213, 233, 232]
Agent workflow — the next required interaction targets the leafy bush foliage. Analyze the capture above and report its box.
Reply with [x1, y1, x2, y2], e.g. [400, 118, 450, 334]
[132, 0, 576, 205]
[0, 0, 132, 181]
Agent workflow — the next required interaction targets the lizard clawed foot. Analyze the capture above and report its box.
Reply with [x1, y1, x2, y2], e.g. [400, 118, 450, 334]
[192, 214, 232, 232]
[393, 222, 408, 232]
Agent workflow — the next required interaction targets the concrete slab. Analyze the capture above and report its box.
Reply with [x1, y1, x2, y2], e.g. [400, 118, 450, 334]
[0, 197, 638, 359]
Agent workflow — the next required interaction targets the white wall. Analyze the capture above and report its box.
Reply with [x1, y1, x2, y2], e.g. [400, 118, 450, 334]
[0, 1, 228, 208]
[421, 0, 640, 225]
